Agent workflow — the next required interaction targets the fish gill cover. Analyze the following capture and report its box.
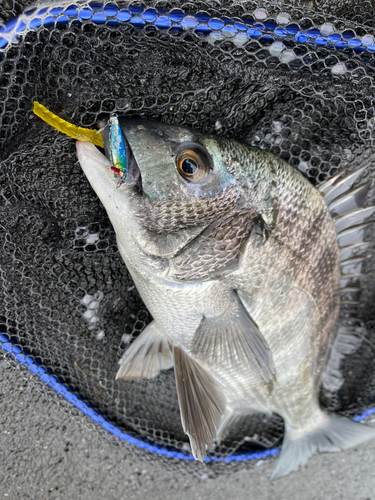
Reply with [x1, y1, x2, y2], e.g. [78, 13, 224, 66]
[1, 0, 375, 474]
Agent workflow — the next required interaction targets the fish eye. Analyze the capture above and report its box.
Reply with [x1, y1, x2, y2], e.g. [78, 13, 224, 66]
[175, 145, 211, 183]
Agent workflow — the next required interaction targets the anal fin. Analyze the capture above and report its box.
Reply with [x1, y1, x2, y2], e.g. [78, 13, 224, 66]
[116, 321, 173, 380]
[173, 346, 226, 461]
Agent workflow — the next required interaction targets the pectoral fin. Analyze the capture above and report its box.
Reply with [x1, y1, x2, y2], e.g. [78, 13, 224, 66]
[173, 346, 226, 461]
[116, 321, 173, 380]
[192, 291, 275, 385]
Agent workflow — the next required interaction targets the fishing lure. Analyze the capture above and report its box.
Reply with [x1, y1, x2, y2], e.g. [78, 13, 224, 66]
[32, 101, 104, 147]
[32, 102, 127, 180]
[107, 115, 127, 179]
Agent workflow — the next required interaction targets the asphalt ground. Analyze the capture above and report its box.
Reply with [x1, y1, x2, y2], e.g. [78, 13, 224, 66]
[1, 355, 375, 500]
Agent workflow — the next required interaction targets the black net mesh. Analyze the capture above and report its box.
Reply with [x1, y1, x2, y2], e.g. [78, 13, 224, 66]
[1, 0, 375, 473]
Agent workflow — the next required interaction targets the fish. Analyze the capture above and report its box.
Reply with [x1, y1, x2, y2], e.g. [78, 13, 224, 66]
[33, 103, 375, 478]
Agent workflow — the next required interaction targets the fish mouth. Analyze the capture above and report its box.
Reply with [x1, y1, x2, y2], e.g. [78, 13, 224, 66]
[122, 139, 143, 194]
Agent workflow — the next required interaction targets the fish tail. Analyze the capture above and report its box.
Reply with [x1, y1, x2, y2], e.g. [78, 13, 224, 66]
[271, 412, 375, 479]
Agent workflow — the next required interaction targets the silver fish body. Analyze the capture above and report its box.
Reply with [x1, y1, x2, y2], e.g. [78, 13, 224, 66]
[76, 119, 375, 478]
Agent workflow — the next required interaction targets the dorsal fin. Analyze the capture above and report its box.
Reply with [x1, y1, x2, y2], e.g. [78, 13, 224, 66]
[340, 257, 365, 275]
[328, 182, 371, 218]
[318, 166, 368, 202]
[337, 224, 371, 247]
[339, 242, 371, 261]
[322, 326, 363, 393]
[333, 206, 375, 233]
[340, 287, 361, 303]
[320, 167, 374, 247]
[320, 166, 374, 388]
[340, 275, 361, 289]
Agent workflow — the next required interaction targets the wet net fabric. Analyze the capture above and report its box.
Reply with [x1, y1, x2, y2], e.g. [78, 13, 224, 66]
[1, 0, 375, 472]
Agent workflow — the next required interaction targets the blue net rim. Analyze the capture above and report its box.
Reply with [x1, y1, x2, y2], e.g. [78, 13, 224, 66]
[1, 2, 374, 55]
[1, 332, 374, 462]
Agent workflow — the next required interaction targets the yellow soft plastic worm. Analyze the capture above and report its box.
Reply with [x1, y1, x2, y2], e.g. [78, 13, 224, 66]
[33, 101, 104, 148]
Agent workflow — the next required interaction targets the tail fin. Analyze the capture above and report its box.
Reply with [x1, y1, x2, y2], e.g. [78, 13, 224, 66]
[271, 413, 375, 479]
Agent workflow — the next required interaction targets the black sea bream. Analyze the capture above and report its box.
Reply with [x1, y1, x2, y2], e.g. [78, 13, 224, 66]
[75, 118, 375, 478]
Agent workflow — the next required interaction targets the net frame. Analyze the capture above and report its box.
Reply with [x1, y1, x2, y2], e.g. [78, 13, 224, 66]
[1, 0, 375, 473]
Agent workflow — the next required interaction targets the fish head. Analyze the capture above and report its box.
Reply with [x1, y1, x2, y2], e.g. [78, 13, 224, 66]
[76, 118, 276, 267]
[113, 119, 235, 201]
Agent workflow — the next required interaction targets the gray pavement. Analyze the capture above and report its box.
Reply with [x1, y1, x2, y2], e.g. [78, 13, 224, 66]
[1, 356, 375, 500]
